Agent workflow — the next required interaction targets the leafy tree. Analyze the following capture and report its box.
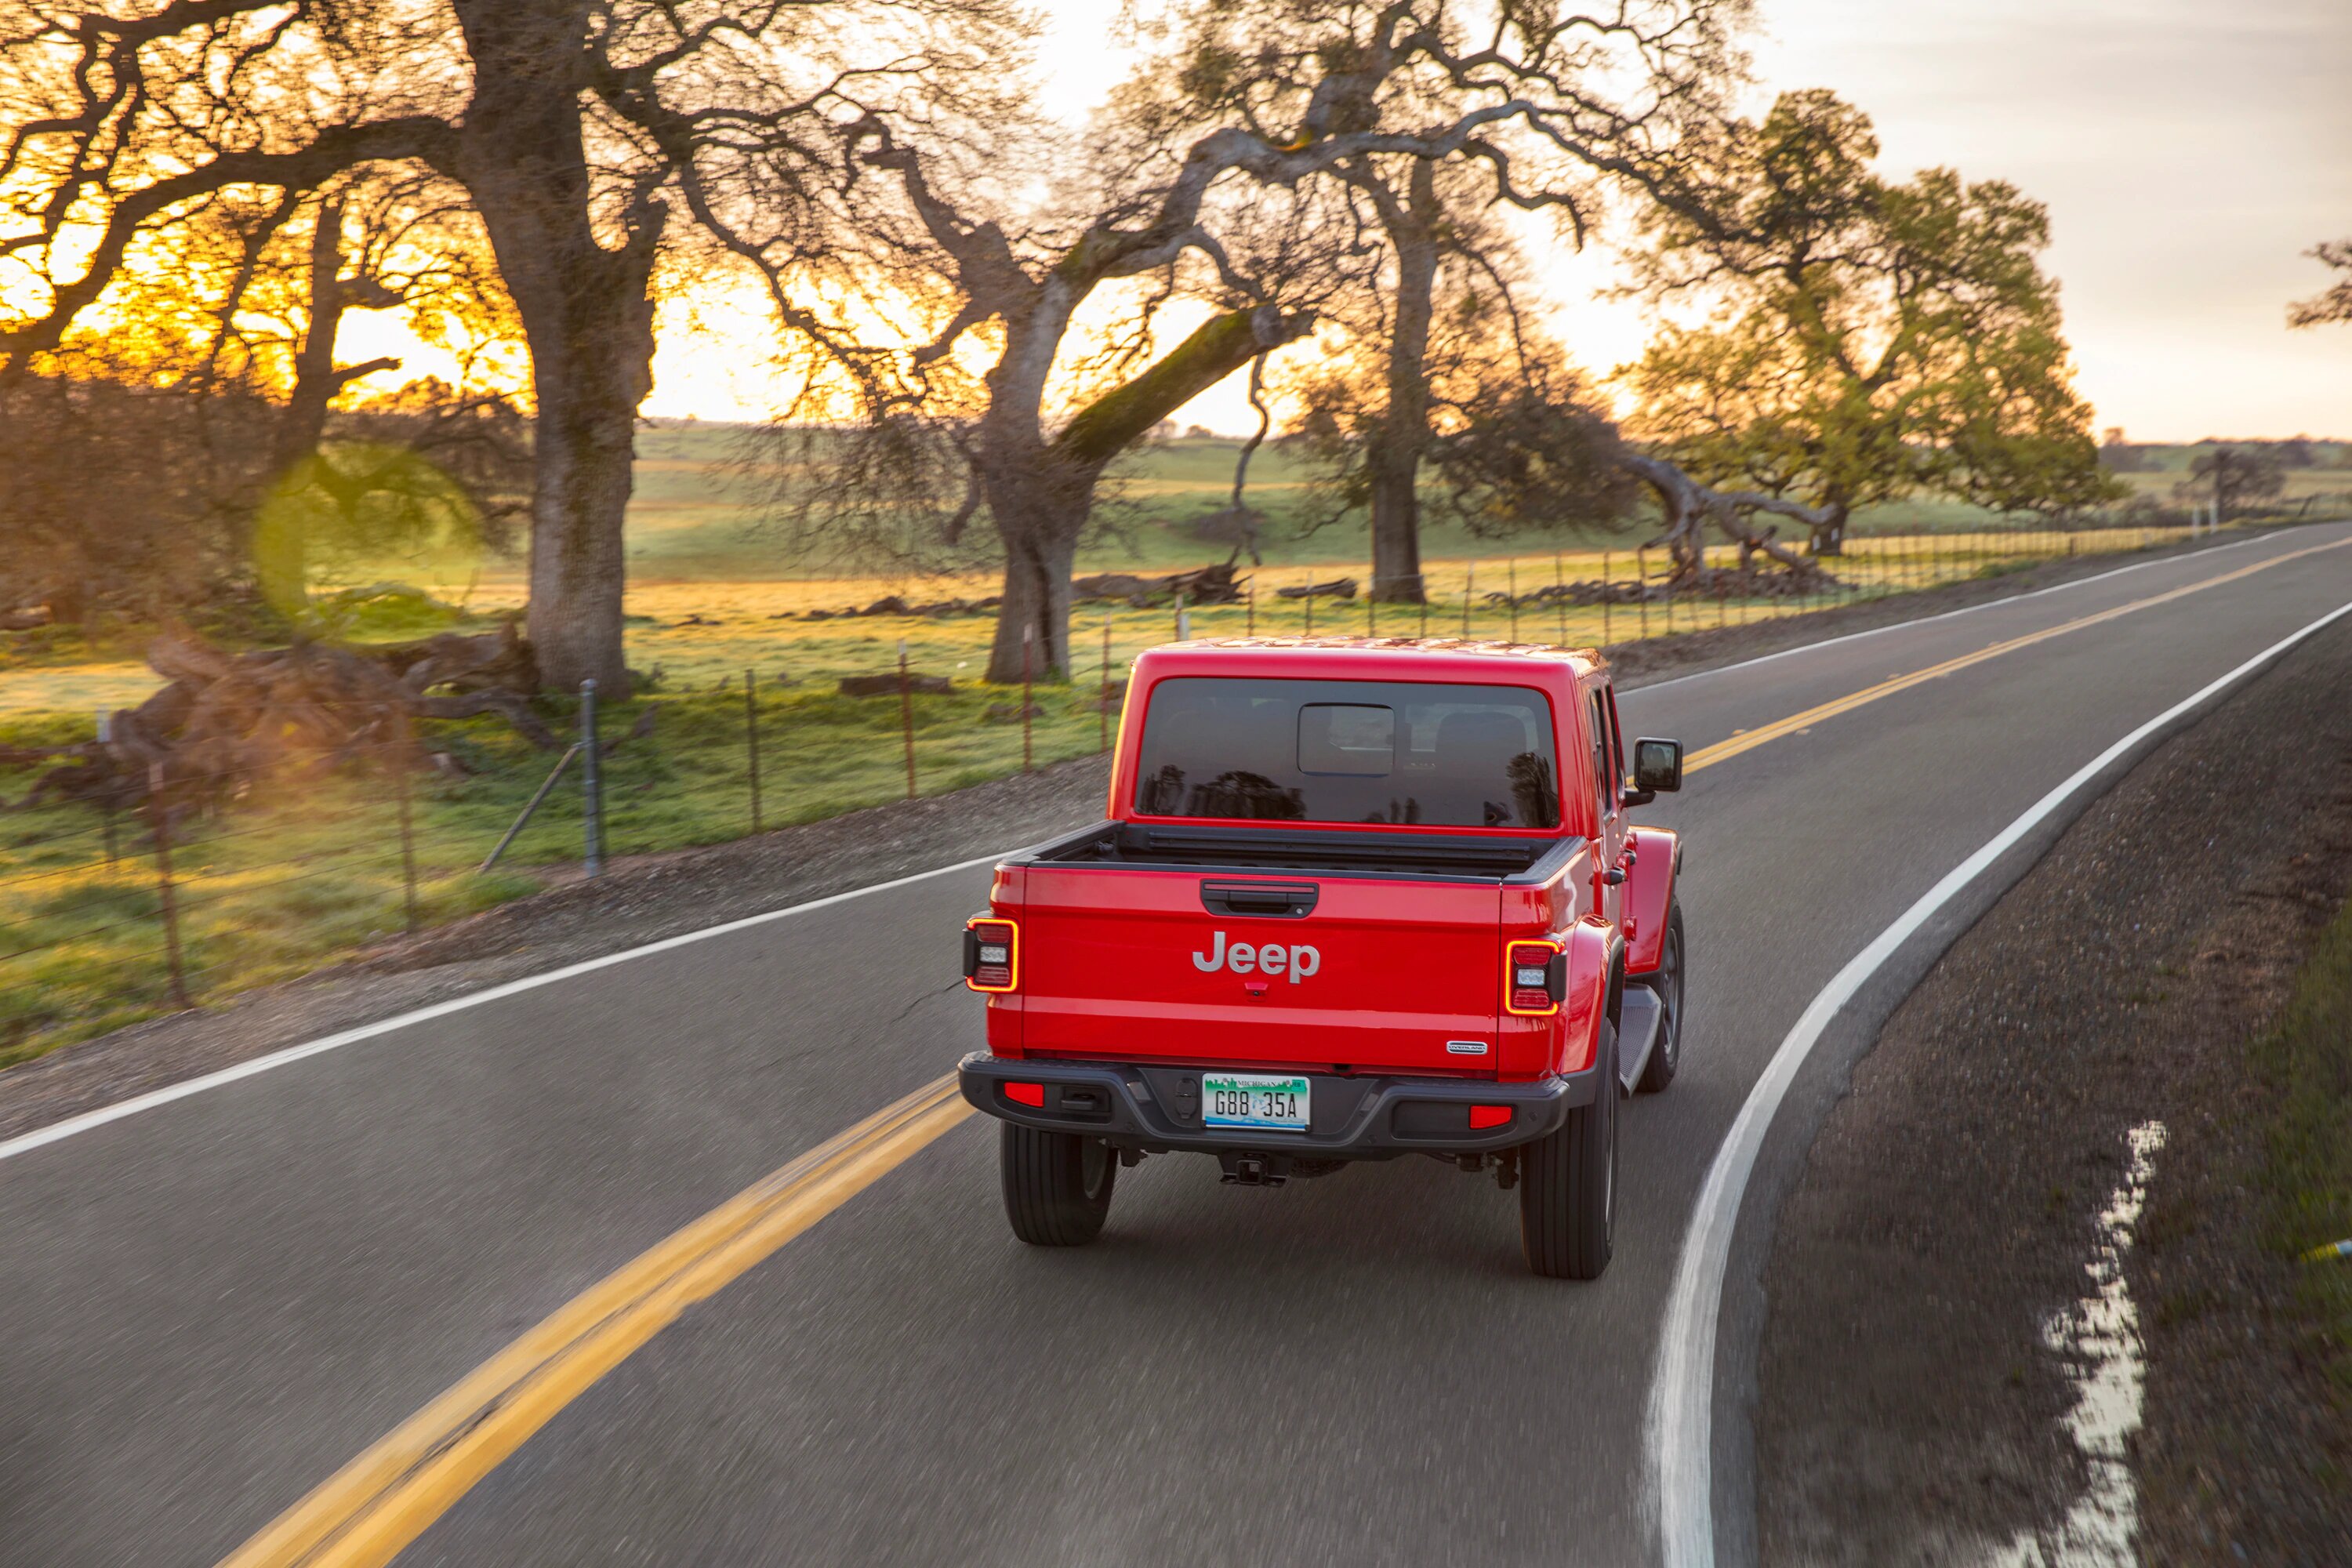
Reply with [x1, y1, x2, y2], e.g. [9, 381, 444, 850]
[728, 0, 1753, 676]
[1624, 89, 2118, 557]
[2189, 447, 2285, 521]
[2099, 426, 2152, 474]
[1286, 264, 1635, 572]
[1146, 0, 1745, 604]
[0, 0, 1019, 691]
[0, 360, 278, 626]
[2289, 239, 2352, 328]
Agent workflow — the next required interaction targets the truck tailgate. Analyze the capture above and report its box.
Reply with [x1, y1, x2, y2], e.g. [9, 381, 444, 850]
[1018, 867, 1503, 1074]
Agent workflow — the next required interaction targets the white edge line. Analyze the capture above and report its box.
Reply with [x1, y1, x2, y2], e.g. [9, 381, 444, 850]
[3, 527, 2328, 1167]
[1625, 526, 2279, 695]
[1644, 595, 2352, 1568]
[0, 849, 1020, 1163]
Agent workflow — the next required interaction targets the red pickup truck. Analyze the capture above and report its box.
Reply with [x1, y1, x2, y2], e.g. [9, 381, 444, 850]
[957, 637, 1686, 1279]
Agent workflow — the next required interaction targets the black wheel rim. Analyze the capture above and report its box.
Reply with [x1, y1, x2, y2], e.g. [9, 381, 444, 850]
[1603, 1062, 1618, 1242]
[1657, 924, 1682, 1071]
[1081, 1138, 1110, 1201]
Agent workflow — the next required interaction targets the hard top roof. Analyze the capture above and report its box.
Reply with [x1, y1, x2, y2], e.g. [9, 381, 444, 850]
[1137, 635, 1607, 685]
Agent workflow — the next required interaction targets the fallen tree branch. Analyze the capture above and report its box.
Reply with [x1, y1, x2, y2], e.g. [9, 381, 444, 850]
[1619, 454, 1846, 588]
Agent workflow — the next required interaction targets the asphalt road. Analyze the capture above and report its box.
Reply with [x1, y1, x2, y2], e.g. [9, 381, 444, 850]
[5, 523, 2350, 1567]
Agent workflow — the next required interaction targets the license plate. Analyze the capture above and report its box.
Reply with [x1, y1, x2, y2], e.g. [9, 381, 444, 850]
[1203, 1073, 1310, 1133]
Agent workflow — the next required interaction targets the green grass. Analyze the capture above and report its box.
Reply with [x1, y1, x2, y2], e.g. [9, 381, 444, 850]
[0, 673, 1128, 1065]
[0, 508, 2279, 1064]
[2257, 893, 2352, 1397]
[619, 423, 2316, 581]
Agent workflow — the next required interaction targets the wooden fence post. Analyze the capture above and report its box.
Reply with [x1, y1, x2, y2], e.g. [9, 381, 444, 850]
[744, 668, 763, 833]
[146, 765, 191, 1008]
[897, 639, 917, 800]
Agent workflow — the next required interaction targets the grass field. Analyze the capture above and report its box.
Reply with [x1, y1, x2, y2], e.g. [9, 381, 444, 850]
[2257, 891, 2352, 1395]
[619, 424, 2352, 581]
[3, 421, 2343, 1063]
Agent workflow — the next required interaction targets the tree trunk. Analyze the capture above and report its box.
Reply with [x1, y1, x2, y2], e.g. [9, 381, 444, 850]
[452, 0, 661, 697]
[1368, 162, 1439, 605]
[253, 201, 351, 615]
[985, 495, 1081, 685]
[1810, 501, 1849, 557]
[978, 305, 1311, 682]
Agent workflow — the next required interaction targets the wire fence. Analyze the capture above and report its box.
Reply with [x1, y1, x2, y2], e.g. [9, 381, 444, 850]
[0, 514, 2276, 1060]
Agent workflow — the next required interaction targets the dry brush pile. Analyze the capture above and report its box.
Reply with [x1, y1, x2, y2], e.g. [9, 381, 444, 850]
[3, 626, 557, 824]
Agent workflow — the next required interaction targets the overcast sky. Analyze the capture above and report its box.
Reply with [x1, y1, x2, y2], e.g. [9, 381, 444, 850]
[641, 0, 2352, 440]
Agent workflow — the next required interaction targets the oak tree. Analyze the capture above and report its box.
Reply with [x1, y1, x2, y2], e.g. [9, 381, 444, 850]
[1624, 89, 2118, 559]
[0, 0, 1015, 691]
[2289, 239, 2352, 329]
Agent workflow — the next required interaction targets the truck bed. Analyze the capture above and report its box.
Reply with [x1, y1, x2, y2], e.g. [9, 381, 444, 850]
[996, 822, 1592, 1076]
[1017, 821, 1582, 883]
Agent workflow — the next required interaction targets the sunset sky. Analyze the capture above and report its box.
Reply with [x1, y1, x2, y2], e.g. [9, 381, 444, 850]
[627, 0, 2352, 442]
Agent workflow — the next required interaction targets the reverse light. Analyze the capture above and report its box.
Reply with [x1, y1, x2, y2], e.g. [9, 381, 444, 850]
[1504, 938, 1566, 1016]
[964, 917, 1019, 993]
[1468, 1105, 1512, 1131]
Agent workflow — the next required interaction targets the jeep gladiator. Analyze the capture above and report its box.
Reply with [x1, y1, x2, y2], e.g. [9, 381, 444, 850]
[956, 637, 1686, 1279]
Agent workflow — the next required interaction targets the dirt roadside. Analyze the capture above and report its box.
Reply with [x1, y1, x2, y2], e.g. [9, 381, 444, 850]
[0, 524, 2307, 1145]
[1754, 619, 2352, 1562]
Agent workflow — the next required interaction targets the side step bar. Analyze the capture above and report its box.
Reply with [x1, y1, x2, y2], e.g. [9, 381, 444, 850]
[1617, 986, 1664, 1093]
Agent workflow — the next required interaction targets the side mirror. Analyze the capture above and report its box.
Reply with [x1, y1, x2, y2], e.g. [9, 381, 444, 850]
[1621, 737, 1683, 808]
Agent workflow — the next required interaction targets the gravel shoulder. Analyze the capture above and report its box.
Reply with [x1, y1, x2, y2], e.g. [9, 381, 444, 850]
[0, 524, 2303, 1148]
[1754, 613, 2352, 1563]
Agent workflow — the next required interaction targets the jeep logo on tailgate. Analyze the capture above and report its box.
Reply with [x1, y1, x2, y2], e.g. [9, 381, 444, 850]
[1191, 931, 1321, 983]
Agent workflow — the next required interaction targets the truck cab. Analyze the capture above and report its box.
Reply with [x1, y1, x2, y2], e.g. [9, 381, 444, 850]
[958, 637, 1686, 1278]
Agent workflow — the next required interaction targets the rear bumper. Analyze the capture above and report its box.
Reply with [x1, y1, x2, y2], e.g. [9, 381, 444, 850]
[956, 1052, 1598, 1159]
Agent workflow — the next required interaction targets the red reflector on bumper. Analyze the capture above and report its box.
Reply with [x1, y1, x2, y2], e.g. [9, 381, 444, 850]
[1468, 1105, 1512, 1130]
[1004, 1082, 1045, 1108]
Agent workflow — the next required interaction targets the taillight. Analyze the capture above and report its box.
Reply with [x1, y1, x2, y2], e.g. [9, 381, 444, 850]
[964, 917, 1018, 992]
[1504, 938, 1564, 1016]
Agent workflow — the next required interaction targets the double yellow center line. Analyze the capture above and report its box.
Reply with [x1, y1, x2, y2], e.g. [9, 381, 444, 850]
[1682, 534, 2351, 775]
[221, 530, 2350, 1566]
[223, 1079, 970, 1568]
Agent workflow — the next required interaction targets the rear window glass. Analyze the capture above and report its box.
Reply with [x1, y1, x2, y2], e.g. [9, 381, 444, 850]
[1132, 677, 1560, 828]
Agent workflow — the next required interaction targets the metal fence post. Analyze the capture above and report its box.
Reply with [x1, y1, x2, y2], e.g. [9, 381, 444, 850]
[1099, 610, 1112, 754]
[1021, 625, 1034, 774]
[392, 725, 419, 933]
[1637, 548, 1651, 639]
[744, 667, 764, 833]
[579, 678, 604, 877]
[1508, 558, 1519, 641]
[146, 764, 191, 1008]
[897, 638, 917, 800]
[97, 709, 118, 866]
[1461, 561, 1474, 637]
[1602, 550, 1613, 644]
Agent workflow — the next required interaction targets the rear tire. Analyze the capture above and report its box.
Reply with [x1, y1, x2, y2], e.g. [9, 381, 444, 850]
[1000, 1124, 1116, 1246]
[1520, 1021, 1617, 1279]
[1635, 902, 1686, 1094]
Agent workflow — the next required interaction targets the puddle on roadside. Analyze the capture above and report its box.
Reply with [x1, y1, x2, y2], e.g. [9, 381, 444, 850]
[1986, 1120, 2167, 1568]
